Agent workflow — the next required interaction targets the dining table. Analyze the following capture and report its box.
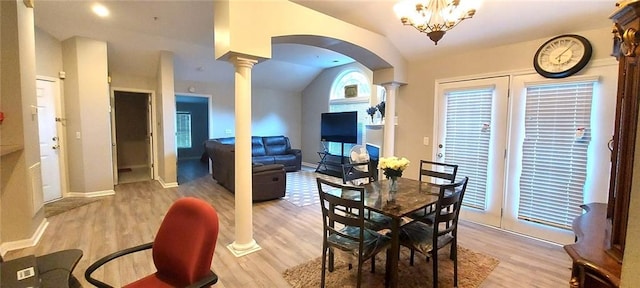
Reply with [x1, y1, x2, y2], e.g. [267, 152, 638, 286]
[361, 178, 442, 288]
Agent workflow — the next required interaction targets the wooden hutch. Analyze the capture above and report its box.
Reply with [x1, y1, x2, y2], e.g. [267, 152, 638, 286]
[564, 1, 640, 287]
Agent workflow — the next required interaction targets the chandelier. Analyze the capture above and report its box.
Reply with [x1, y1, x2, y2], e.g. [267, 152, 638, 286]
[393, 0, 479, 45]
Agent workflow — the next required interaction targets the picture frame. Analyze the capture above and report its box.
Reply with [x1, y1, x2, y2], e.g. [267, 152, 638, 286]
[344, 85, 358, 98]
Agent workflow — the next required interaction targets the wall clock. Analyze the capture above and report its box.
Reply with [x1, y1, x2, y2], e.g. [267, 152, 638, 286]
[533, 34, 592, 78]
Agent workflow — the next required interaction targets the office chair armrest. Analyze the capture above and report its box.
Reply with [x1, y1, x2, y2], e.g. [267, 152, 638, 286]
[84, 242, 153, 288]
[185, 270, 219, 288]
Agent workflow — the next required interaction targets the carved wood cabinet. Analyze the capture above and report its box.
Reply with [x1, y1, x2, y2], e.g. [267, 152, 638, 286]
[564, 1, 640, 287]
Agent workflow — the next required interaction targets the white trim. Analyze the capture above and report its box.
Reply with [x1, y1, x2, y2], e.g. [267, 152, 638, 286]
[0, 218, 49, 256]
[158, 177, 179, 188]
[119, 164, 149, 169]
[66, 190, 115, 198]
[226, 241, 262, 257]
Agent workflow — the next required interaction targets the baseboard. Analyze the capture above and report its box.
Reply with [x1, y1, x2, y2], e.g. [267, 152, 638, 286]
[301, 161, 316, 168]
[158, 178, 178, 188]
[0, 218, 49, 257]
[119, 164, 148, 169]
[66, 189, 115, 198]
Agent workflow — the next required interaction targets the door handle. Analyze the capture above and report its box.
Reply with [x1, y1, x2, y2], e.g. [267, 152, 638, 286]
[437, 152, 443, 158]
[52, 136, 58, 141]
[52, 144, 60, 150]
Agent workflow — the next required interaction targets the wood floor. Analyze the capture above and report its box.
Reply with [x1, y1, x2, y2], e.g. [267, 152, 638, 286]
[5, 170, 572, 287]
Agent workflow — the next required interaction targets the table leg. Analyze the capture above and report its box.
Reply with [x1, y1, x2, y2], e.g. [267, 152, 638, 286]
[386, 217, 400, 288]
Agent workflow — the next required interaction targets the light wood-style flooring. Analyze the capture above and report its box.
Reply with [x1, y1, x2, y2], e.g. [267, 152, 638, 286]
[5, 170, 572, 287]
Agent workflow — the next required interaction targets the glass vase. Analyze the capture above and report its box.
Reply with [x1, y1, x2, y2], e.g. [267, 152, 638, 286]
[388, 177, 398, 202]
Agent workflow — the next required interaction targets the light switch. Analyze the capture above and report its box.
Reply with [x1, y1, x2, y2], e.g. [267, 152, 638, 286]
[423, 137, 429, 146]
[76, 132, 81, 139]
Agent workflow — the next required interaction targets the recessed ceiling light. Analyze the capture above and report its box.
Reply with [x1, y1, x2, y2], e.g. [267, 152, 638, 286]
[92, 4, 110, 17]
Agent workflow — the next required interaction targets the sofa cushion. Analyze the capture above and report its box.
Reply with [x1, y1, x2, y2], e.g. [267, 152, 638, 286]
[263, 136, 291, 156]
[252, 136, 267, 156]
[252, 156, 275, 165]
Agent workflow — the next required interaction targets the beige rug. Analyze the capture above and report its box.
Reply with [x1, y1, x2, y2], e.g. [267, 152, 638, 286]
[283, 246, 499, 288]
[284, 170, 342, 207]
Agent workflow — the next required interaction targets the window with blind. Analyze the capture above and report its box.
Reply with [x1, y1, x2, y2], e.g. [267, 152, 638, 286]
[518, 81, 594, 229]
[176, 111, 192, 149]
[443, 88, 492, 210]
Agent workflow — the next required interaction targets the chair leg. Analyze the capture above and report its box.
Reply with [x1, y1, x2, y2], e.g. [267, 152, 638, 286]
[453, 242, 458, 288]
[329, 247, 334, 272]
[356, 257, 364, 288]
[321, 245, 328, 288]
[432, 250, 438, 288]
[371, 254, 376, 273]
[409, 248, 415, 266]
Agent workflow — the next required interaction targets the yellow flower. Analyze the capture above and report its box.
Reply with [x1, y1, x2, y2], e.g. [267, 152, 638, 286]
[378, 156, 410, 178]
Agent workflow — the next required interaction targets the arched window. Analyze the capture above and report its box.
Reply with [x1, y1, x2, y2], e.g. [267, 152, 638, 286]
[326, 69, 371, 155]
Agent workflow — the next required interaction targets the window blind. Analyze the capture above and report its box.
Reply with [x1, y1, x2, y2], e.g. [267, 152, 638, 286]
[518, 82, 593, 229]
[176, 112, 192, 149]
[444, 88, 492, 210]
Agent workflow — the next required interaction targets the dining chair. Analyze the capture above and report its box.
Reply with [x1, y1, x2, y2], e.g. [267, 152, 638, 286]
[399, 177, 469, 288]
[341, 162, 374, 185]
[341, 163, 392, 232]
[316, 178, 391, 288]
[419, 160, 458, 184]
[411, 160, 460, 224]
[85, 197, 220, 288]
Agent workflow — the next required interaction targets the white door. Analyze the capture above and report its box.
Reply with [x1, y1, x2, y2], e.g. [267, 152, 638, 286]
[36, 79, 62, 202]
[503, 72, 616, 244]
[435, 76, 509, 227]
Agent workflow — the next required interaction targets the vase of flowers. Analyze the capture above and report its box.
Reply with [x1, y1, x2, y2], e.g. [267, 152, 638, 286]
[378, 156, 410, 201]
[376, 101, 386, 121]
[366, 106, 378, 124]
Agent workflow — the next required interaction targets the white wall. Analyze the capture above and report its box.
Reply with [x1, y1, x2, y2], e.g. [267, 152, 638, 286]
[61, 37, 113, 193]
[0, 0, 45, 246]
[301, 62, 373, 163]
[174, 80, 303, 148]
[395, 27, 614, 179]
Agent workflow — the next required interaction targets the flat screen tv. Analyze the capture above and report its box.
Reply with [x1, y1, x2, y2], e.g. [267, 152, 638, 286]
[321, 111, 358, 144]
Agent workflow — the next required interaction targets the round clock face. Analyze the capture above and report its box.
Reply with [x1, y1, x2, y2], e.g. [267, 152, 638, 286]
[533, 34, 592, 78]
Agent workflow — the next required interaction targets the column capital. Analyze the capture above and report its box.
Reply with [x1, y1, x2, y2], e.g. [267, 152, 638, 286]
[381, 82, 403, 89]
[230, 55, 259, 69]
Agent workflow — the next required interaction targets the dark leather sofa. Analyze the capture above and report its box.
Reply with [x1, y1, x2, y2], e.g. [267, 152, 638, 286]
[209, 141, 286, 201]
[205, 135, 302, 172]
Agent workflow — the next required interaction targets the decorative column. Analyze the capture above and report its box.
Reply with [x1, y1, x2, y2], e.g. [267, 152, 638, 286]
[382, 83, 400, 157]
[227, 55, 261, 257]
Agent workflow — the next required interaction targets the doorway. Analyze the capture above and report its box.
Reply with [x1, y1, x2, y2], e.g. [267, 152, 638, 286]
[435, 69, 616, 244]
[113, 91, 153, 184]
[175, 94, 211, 184]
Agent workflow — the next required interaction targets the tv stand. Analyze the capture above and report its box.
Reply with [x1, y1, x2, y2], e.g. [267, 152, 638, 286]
[315, 149, 348, 179]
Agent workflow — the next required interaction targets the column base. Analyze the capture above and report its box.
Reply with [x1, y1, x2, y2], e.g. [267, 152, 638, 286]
[226, 240, 262, 257]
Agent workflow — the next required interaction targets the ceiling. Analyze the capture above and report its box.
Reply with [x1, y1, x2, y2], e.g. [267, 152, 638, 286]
[33, 0, 615, 93]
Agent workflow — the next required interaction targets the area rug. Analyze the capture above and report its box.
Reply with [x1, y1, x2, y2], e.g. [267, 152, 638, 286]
[44, 197, 103, 218]
[283, 246, 499, 288]
[284, 170, 341, 207]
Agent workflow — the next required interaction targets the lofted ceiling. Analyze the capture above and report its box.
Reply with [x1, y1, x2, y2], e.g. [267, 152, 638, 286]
[33, 0, 615, 93]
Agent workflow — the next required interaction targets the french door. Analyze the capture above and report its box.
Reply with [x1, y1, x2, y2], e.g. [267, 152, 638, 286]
[436, 69, 616, 244]
[435, 76, 509, 227]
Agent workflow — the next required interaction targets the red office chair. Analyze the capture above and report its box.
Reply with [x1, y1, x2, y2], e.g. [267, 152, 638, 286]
[85, 197, 220, 288]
